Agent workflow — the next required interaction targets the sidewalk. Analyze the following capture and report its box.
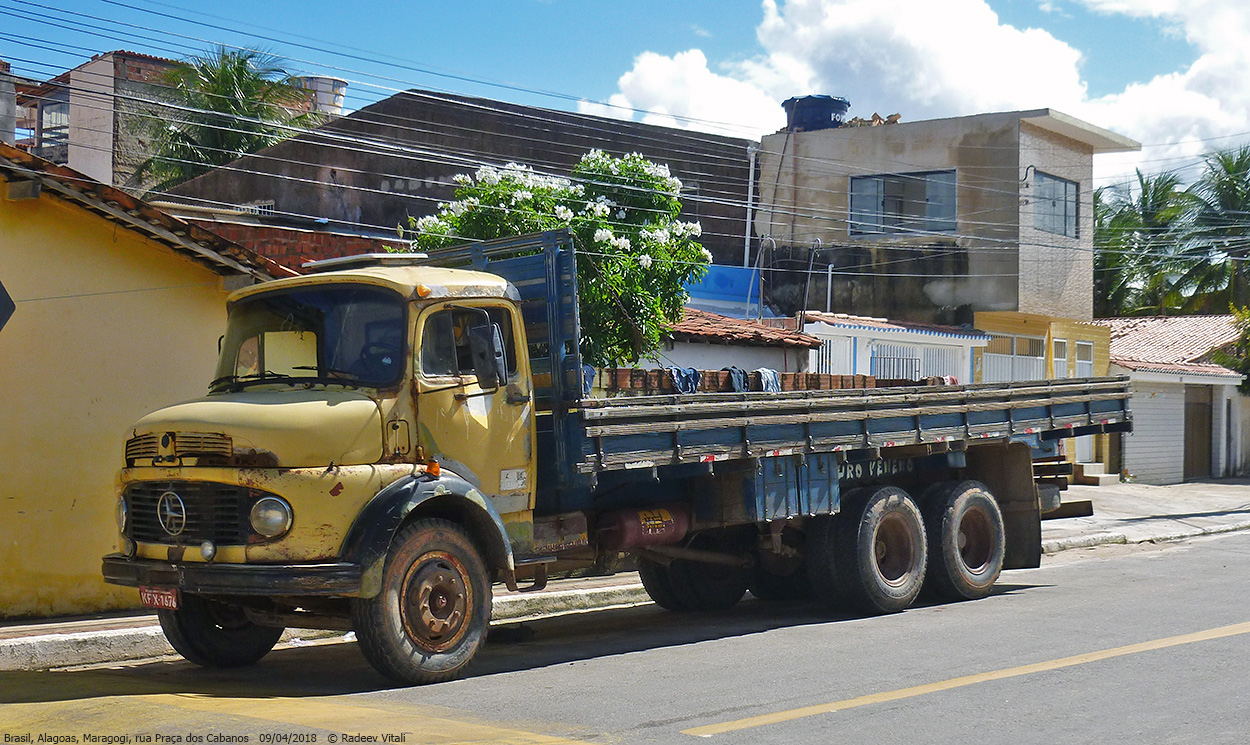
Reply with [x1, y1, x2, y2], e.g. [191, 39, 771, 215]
[4, 478, 1249, 672]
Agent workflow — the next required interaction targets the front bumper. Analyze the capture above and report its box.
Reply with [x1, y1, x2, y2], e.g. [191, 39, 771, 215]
[102, 554, 362, 597]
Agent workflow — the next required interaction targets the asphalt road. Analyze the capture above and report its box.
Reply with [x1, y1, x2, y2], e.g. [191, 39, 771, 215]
[4, 533, 1250, 744]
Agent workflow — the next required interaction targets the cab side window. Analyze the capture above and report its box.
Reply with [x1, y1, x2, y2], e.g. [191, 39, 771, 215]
[420, 306, 518, 379]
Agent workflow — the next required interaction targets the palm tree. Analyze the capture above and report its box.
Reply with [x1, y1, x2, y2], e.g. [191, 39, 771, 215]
[1186, 145, 1250, 309]
[139, 47, 322, 192]
[1093, 170, 1191, 316]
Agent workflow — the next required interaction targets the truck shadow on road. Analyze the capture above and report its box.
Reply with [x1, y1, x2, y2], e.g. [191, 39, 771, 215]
[0, 582, 1044, 706]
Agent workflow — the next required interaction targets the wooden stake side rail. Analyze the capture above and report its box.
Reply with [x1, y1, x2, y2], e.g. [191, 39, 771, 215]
[578, 378, 1129, 420]
[571, 377, 1132, 474]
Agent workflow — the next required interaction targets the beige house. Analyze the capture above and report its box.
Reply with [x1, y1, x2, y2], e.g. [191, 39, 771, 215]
[754, 102, 1138, 473]
[0, 142, 287, 619]
[755, 104, 1139, 326]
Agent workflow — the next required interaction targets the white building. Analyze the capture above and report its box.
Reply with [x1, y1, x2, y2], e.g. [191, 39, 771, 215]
[1095, 316, 1244, 484]
[800, 312, 988, 383]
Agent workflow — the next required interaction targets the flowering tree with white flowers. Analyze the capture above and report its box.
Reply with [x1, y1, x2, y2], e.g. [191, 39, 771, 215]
[401, 150, 711, 366]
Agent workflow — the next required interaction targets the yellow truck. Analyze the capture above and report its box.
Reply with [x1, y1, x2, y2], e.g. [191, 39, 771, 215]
[103, 229, 1131, 684]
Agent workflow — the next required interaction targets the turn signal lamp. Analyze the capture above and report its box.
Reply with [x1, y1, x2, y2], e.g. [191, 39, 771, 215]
[416, 284, 433, 298]
[425, 459, 441, 478]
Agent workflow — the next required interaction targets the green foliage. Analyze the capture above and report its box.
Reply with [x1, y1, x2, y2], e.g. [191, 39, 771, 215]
[1094, 170, 1196, 316]
[139, 47, 323, 192]
[402, 151, 710, 366]
[1186, 145, 1250, 309]
[1210, 306, 1250, 394]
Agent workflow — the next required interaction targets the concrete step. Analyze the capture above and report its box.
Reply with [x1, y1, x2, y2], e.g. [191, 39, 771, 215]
[1075, 468, 1120, 486]
[1075, 462, 1106, 478]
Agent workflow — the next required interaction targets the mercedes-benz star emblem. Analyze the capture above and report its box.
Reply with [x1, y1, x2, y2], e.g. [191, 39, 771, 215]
[157, 491, 187, 536]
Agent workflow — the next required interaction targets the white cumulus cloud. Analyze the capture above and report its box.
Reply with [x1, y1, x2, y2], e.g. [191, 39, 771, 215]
[583, 0, 1250, 186]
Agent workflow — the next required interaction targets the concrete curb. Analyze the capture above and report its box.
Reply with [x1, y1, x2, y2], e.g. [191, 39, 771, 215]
[1041, 531, 1128, 553]
[1041, 519, 1250, 554]
[0, 583, 652, 672]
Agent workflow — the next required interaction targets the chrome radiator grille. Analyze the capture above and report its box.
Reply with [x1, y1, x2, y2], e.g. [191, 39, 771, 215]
[125, 481, 251, 545]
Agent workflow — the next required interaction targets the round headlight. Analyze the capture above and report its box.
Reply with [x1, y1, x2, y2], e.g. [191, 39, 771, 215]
[116, 497, 128, 533]
[249, 496, 293, 538]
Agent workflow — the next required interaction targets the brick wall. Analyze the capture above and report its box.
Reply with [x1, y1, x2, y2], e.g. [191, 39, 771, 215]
[187, 220, 402, 272]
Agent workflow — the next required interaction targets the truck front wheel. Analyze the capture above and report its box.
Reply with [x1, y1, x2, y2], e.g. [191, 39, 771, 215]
[158, 595, 283, 668]
[352, 518, 492, 685]
[921, 481, 1005, 600]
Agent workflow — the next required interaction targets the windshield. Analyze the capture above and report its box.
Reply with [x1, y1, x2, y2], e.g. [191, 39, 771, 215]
[211, 284, 407, 392]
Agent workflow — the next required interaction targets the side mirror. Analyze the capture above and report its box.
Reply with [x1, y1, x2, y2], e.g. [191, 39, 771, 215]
[468, 323, 507, 391]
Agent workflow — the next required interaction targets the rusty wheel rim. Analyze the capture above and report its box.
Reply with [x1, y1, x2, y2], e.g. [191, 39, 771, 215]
[957, 504, 994, 573]
[874, 512, 918, 587]
[400, 550, 472, 653]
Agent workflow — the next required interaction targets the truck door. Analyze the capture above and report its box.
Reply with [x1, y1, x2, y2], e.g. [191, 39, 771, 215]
[414, 301, 536, 516]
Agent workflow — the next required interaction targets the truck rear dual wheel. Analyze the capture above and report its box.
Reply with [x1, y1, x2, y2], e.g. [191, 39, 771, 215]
[748, 565, 810, 601]
[638, 533, 749, 612]
[921, 481, 1005, 601]
[158, 595, 284, 668]
[808, 486, 928, 614]
[352, 518, 492, 685]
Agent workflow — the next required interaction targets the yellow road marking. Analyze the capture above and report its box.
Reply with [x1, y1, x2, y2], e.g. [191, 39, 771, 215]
[682, 620, 1250, 737]
[154, 693, 590, 745]
[0, 689, 590, 745]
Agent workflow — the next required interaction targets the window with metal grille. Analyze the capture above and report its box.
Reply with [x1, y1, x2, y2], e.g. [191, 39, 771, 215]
[983, 334, 1046, 382]
[1075, 341, 1095, 377]
[1053, 339, 1068, 378]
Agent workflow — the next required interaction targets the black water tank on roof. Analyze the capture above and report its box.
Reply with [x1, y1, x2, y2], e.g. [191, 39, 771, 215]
[782, 95, 851, 131]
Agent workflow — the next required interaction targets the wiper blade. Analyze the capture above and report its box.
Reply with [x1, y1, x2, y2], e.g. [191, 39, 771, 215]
[209, 374, 238, 389]
[236, 370, 295, 381]
[290, 365, 363, 383]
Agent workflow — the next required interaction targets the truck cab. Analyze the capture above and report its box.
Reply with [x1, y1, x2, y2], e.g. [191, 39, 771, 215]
[105, 252, 544, 683]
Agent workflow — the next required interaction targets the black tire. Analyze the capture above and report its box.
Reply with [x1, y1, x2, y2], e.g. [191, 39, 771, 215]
[638, 532, 749, 612]
[667, 533, 750, 611]
[158, 594, 283, 668]
[921, 480, 1005, 601]
[816, 486, 927, 614]
[351, 518, 491, 685]
[638, 558, 692, 611]
[805, 512, 845, 608]
[749, 565, 810, 602]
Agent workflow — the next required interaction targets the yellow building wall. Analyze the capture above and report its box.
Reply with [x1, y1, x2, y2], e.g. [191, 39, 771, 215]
[973, 311, 1114, 467]
[0, 182, 233, 619]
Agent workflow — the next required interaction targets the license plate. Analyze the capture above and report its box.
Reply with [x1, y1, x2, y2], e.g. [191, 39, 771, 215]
[139, 586, 179, 610]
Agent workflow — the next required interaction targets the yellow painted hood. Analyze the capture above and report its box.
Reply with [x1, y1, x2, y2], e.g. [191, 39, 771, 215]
[131, 390, 384, 467]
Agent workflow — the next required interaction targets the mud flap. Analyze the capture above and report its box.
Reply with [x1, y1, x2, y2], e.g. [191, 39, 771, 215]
[963, 442, 1042, 570]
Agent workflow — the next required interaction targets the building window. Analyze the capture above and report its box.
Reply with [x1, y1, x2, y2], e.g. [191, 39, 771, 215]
[1052, 339, 1068, 378]
[37, 91, 70, 163]
[983, 334, 1045, 382]
[850, 170, 956, 235]
[1034, 171, 1078, 238]
[1075, 341, 1094, 377]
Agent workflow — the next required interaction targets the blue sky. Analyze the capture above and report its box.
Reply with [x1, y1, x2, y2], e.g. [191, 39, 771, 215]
[2, 0, 1246, 186]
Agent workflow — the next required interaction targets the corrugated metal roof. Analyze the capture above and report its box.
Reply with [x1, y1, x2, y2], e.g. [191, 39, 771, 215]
[672, 308, 823, 349]
[0, 142, 291, 281]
